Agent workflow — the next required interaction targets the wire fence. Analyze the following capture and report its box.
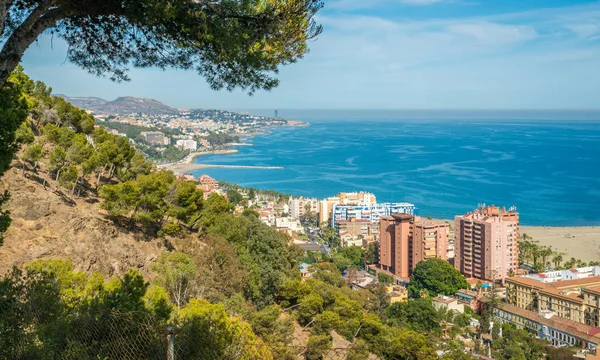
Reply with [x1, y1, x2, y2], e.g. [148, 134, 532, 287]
[0, 305, 366, 360]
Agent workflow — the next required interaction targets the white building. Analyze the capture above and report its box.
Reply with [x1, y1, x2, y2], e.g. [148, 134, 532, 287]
[288, 197, 318, 219]
[176, 139, 198, 151]
[275, 217, 304, 233]
[525, 266, 600, 283]
[330, 202, 417, 234]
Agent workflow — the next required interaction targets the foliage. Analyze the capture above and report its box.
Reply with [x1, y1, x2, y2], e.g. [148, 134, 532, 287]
[366, 241, 379, 264]
[227, 189, 244, 205]
[248, 305, 296, 359]
[385, 298, 442, 334]
[177, 299, 273, 360]
[0, 66, 29, 177]
[21, 142, 44, 171]
[378, 273, 394, 285]
[305, 334, 331, 360]
[0, 259, 169, 359]
[0, 191, 10, 246]
[408, 258, 469, 297]
[206, 132, 239, 147]
[152, 252, 197, 309]
[100, 171, 204, 233]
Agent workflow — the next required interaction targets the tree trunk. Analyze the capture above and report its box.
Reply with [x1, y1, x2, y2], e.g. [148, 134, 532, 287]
[0, 5, 62, 86]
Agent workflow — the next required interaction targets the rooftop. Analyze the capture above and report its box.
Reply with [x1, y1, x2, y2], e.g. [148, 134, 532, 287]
[496, 302, 600, 342]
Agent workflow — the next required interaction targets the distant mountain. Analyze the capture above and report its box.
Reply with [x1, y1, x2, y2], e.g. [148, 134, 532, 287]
[57, 95, 108, 109]
[59, 95, 179, 115]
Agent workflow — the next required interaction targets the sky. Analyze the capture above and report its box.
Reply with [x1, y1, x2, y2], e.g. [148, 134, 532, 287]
[20, 0, 600, 110]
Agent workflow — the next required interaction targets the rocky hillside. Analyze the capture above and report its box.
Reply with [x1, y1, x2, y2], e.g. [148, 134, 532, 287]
[0, 167, 166, 277]
[60, 95, 179, 115]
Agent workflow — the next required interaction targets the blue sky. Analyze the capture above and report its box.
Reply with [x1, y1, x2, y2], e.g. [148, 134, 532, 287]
[21, 0, 600, 109]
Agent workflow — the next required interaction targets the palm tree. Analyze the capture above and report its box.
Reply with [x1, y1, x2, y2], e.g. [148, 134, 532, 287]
[552, 254, 563, 269]
[540, 246, 553, 266]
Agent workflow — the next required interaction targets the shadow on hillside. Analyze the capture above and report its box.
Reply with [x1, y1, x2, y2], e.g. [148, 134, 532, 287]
[106, 215, 162, 242]
[24, 172, 77, 207]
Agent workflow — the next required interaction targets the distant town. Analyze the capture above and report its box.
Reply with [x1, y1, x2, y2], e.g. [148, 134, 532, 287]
[61, 95, 307, 164]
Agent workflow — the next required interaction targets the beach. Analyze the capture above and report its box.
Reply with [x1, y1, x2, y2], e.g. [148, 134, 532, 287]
[157, 149, 238, 173]
[520, 225, 600, 264]
[157, 149, 284, 174]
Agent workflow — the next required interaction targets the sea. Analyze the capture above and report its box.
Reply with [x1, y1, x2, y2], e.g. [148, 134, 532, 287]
[190, 110, 600, 226]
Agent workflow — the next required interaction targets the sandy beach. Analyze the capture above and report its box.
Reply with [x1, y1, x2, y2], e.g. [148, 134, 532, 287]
[157, 149, 284, 174]
[520, 225, 600, 263]
[157, 149, 238, 173]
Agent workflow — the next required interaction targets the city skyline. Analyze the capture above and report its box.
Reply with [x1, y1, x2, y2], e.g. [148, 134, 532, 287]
[20, 0, 600, 110]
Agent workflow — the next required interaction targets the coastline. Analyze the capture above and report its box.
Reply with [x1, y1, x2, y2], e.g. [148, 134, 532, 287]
[157, 149, 239, 173]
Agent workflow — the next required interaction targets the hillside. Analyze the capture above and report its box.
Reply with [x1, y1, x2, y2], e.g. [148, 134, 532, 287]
[60, 95, 179, 115]
[0, 167, 165, 277]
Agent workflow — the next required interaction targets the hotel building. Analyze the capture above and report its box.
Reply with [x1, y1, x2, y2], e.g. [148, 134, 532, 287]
[454, 205, 519, 283]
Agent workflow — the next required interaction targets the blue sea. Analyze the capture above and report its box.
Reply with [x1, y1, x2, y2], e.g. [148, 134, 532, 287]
[190, 110, 600, 226]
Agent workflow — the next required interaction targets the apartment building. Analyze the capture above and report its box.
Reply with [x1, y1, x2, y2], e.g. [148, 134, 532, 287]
[318, 192, 377, 224]
[288, 197, 318, 219]
[331, 202, 417, 232]
[585, 286, 600, 327]
[454, 205, 519, 283]
[506, 267, 600, 326]
[378, 215, 448, 280]
[140, 131, 170, 146]
[493, 302, 600, 352]
[175, 139, 198, 151]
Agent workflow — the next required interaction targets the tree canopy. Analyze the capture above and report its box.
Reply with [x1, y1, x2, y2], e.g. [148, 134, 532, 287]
[0, 0, 323, 90]
[408, 258, 469, 297]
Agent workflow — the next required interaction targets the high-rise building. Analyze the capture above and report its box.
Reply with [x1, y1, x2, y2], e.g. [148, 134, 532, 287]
[378, 215, 449, 280]
[318, 192, 377, 224]
[410, 217, 449, 270]
[379, 214, 413, 279]
[331, 202, 417, 234]
[454, 205, 519, 283]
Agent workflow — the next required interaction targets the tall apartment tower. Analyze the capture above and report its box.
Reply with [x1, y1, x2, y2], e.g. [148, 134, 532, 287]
[379, 214, 412, 279]
[379, 215, 449, 280]
[454, 205, 519, 283]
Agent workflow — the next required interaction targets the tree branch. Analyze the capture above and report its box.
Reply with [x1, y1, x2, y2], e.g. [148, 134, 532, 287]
[0, 4, 64, 85]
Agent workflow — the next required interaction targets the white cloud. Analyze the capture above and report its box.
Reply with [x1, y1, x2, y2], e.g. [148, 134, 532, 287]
[399, 0, 445, 5]
[328, 0, 459, 10]
[20, 1, 600, 109]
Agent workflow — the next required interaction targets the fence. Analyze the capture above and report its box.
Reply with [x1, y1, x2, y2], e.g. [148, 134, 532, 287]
[0, 306, 363, 360]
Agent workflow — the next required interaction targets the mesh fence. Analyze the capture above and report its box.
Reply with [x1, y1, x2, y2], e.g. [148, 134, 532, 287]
[0, 306, 364, 360]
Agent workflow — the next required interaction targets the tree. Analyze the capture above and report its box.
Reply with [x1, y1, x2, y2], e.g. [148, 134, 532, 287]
[21, 142, 44, 172]
[377, 273, 393, 285]
[152, 251, 197, 310]
[552, 254, 563, 269]
[365, 242, 378, 264]
[0, 67, 29, 178]
[408, 258, 469, 297]
[0, 191, 10, 246]
[305, 334, 331, 360]
[0, 0, 323, 88]
[227, 189, 243, 205]
[247, 188, 256, 201]
[15, 120, 35, 144]
[177, 299, 273, 360]
[385, 299, 441, 333]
